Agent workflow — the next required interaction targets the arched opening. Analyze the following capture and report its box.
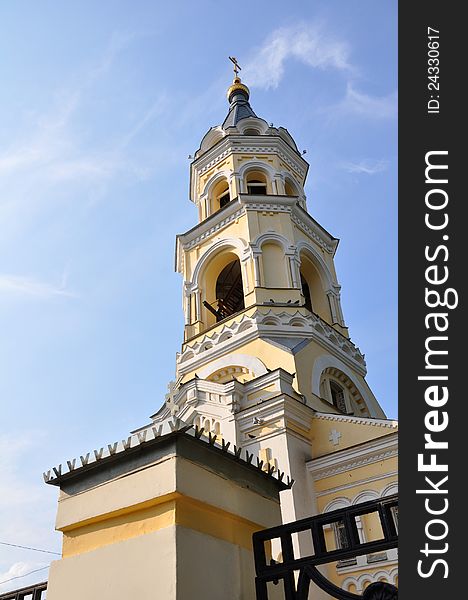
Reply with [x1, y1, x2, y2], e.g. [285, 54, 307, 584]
[319, 367, 371, 416]
[330, 380, 347, 413]
[211, 179, 231, 214]
[299, 252, 332, 323]
[243, 127, 260, 135]
[284, 178, 299, 197]
[199, 250, 246, 329]
[300, 272, 312, 311]
[215, 259, 245, 319]
[246, 170, 268, 195]
[203, 258, 245, 324]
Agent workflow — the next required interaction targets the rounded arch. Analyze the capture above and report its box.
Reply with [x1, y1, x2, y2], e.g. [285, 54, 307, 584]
[252, 232, 291, 252]
[191, 239, 249, 330]
[198, 127, 225, 155]
[283, 174, 302, 197]
[196, 354, 268, 380]
[191, 237, 248, 290]
[353, 490, 379, 505]
[382, 482, 398, 497]
[295, 241, 334, 290]
[202, 170, 232, 198]
[202, 170, 233, 215]
[319, 366, 370, 416]
[238, 161, 276, 194]
[312, 354, 384, 418]
[237, 116, 270, 135]
[323, 496, 351, 513]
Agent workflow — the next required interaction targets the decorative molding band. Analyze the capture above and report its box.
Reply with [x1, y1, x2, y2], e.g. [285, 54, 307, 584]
[306, 433, 398, 480]
[315, 470, 398, 498]
[291, 213, 335, 254]
[313, 413, 398, 428]
[182, 207, 245, 251]
[177, 309, 366, 377]
[196, 141, 306, 180]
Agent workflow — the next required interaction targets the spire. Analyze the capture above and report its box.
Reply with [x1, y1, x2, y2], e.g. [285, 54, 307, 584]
[222, 57, 257, 129]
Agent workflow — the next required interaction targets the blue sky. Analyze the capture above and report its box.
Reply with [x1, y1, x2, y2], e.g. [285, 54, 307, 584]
[0, 0, 397, 590]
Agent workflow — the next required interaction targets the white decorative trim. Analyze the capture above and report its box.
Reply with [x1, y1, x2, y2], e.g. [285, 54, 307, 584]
[306, 433, 398, 480]
[196, 354, 268, 380]
[291, 213, 335, 254]
[312, 355, 382, 417]
[342, 567, 398, 592]
[190, 135, 308, 202]
[316, 471, 398, 498]
[295, 239, 336, 289]
[312, 412, 397, 428]
[190, 236, 249, 290]
[177, 309, 366, 377]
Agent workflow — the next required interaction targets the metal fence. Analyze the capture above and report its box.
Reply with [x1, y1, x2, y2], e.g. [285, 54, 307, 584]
[0, 582, 47, 600]
[253, 494, 398, 599]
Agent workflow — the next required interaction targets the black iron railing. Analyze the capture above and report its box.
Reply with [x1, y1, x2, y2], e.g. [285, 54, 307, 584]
[0, 582, 47, 600]
[253, 495, 398, 600]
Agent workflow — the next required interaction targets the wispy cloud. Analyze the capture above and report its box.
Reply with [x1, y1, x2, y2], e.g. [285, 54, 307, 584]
[0, 562, 49, 592]
[0, 272, 75, 299]
[341, 159, 389, 175]
[0, 433, 58, 592]
[242, 22, 351, 89]
[338, 83, 397, 119]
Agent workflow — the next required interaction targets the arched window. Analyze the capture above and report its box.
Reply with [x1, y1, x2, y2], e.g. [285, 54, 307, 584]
[319, 368, 373, 416]
[300, 272, 312, 311]
[203, 258, 244, 322]
[211, 179, 231, 214]
[246, 171, 268, 195]
[243, 128, 260, 136]
[200, 251, 246, 330]
[330, 380, 347, 413]
[284, 178, 299, 197]
[299, 252, 332, 323]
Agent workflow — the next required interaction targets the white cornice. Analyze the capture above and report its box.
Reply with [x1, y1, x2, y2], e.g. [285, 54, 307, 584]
[313, 413, 398, 428]
[315, 470, 398, 498]
[306, 433, 398, 480]
[291, 209, 337, 254]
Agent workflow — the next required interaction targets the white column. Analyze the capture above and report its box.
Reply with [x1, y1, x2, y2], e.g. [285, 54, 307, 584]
[253, 252, 261, 287]
[288, 255, 300, 288]
[327, 291, 339, 323]
[194, 288, 202, 322]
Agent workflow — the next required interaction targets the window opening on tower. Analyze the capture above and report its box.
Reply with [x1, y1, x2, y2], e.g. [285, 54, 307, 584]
[301, 272, 313, 312]
[203, 259, 245, 322]
[247, 179, 267, 195]
[330, 380, 347, 413]
[213, 181, 231, 212]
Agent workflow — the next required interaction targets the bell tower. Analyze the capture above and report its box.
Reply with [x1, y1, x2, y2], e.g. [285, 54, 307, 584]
[169, 72, 382, 418]
[144, 69, 389, 543]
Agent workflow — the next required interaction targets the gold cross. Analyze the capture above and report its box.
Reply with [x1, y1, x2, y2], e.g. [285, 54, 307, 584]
[229, 56, 241, 77]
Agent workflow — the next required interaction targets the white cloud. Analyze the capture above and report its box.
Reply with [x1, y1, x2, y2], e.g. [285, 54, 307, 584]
[0, 273, 75, 299]
[341, 159, 389, 175]
[0, 434, 58, 592]
[0, 562, 49, 592]
[242, 22, 351, 89]
[339, 83, 397, 119]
